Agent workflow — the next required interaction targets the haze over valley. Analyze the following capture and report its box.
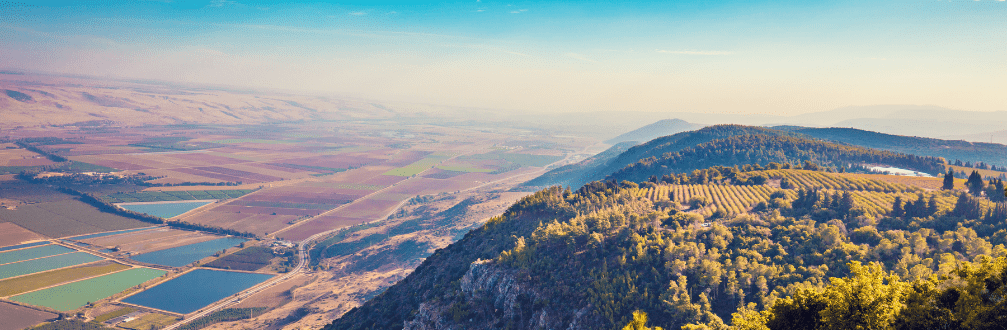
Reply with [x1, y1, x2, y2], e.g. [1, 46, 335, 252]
[1, 1, 1005, 330]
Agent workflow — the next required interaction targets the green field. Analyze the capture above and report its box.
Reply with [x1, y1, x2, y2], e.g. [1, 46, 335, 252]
[10, 267, 167, 311]
[204, 246, 273, 271]
[0, 262, 130, 297]
[120, 313, 179, 330]
[0, 252, 104, 280]
[93, 306, 137, 323]
[0, 244, 71, 265]
[464, 151, 563, 167]
[102, 190, 253, 203]
[384, 155, 451, 177]
[435, 165, 492, 173]
[210, 138, 295, 144]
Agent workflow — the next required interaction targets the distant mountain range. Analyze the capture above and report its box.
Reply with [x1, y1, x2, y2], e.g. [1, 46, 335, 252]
[603, 119, 703, 145]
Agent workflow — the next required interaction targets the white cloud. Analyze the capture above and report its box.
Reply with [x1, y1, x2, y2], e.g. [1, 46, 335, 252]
[656, 49, 732, 55]
[510, 9, 528, 14]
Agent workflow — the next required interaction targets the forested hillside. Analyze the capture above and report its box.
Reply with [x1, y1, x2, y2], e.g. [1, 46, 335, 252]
[327, 165, 1007, 330]
[523, 141, 638, 188]
[607, 134, 946, 183]
[527, 125, 793, 188]
[787, 127, 1007, 167]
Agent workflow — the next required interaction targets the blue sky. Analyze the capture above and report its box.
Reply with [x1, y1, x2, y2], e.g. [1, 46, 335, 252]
[1, 0, 1004, 114]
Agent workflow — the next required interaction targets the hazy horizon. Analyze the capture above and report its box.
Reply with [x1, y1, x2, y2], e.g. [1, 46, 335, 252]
[2, 0, 1005, 115]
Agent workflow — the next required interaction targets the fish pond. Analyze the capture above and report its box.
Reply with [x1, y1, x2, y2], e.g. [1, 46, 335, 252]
[10, 267, 166, 311]
[0, 241, 49, 252]
[0, 252, 103, 280]
[0, 244, 71, 265]
[122, 269, 273, 314]
[117, 201, 214, 219]
[130, 237, 247, 267]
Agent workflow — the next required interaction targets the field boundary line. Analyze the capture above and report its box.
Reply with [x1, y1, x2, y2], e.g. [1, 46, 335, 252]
[0, 258, 108, 283]
[0, 264, 136, 299]
[0, 250, 77, 267]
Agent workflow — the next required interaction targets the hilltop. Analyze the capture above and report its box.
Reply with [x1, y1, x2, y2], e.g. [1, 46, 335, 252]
[604, 119, 703, 145]
[326, 127, 1007, 329]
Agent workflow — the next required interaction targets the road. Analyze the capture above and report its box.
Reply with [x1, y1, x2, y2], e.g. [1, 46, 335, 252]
[162, 144, 600, 329]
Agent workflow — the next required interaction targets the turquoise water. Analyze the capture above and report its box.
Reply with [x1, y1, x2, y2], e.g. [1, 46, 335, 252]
[122, 269, 273, 314]
[130, 237, 247, 267]
[11, 267, 166, 311]
[118, 201, 213, 218]
[69, 226, 160, 240]
[0, 252, 103, 280]
[0, 244, 74, 265]
[0, 241, 49, 252]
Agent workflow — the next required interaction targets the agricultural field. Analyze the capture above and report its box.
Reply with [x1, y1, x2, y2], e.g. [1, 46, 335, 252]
[103, 190, 252, 203]
[0, 86, 593, 325]
[0, 222, 45, 247]
[0, 244, 73, 265]
[130, 237, 247, 267]
[68, 226, 161, 241]
[0, 302, 56, 330]
[119, 312, 180, 330]
[81, 228, 220, 255]
[0, 198, 152, 238]
[947, 164, 1007, 179]
[383, 154, 451, 176]
[0, 261, 130, 297]
[0, 251, 103, 280]
[122, 269, 274, 314]
[759, 169, 919, 193]
[9, 267, 167, 311]
[637, 169, 966, 218]
[92, 306, 137, 323]
[204, 246, 274, 271]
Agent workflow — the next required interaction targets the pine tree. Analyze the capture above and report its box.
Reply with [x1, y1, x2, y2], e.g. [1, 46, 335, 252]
[891, 196, 905, 217]
[967, 170, 985, 196]
[943, 169, 955, 190]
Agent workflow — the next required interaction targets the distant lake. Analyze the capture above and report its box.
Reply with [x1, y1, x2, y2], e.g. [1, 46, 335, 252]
[130, 237, 247, 267]
[122, 269, 274, 314]
[117, 201, 214, 219]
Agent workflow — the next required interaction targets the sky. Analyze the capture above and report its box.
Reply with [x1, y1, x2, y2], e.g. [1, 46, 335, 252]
[0, 0, 1004, 115]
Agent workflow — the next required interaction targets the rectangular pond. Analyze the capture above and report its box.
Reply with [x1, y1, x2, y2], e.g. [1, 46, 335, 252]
[0, 252, 104, 280]
[0, 244, 72, 265]
[122, 269, 274, 314]
[0, 241, 49, 253]
[130, 237, 247, 267]
[10, 267, 166, 311]
[117, 201, 215, 219]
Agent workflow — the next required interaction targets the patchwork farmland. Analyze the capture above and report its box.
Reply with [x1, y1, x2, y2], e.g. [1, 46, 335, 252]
[0, 104, 590, 329]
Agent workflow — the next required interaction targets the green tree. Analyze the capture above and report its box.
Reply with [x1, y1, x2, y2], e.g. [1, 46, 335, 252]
[967, 170, 985, 196]
[623, 311, 665, 330]
[818, 262, 908, 330]
[943, 169, 955, 190]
